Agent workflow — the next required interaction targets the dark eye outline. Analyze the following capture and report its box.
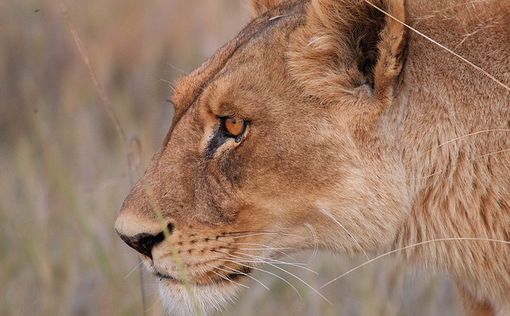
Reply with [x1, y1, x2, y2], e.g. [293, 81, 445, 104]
[204, 116, 249, 159]
[220, 116, 248, 141]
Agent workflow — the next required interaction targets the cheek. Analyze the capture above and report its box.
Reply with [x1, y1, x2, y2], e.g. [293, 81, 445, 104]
[220, 122, 349, 205]
[244, 146, 343, 194]
[218, 151, 245, 185]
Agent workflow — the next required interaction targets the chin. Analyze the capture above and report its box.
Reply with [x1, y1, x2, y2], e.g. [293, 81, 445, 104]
[158, 279, 244, 316]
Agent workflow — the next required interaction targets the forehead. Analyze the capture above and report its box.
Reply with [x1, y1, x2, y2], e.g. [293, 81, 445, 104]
[170, 1, 306, 119]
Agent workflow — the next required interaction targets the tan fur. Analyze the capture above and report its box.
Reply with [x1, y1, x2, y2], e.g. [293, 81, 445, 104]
[251, 0, 285, 15]
[115, 0, 510, 314]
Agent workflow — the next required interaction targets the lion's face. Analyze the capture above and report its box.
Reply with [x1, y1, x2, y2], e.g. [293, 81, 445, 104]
[115, 0, 411, 314]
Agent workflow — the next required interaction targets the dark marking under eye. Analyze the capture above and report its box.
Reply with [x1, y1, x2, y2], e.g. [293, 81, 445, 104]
[205, 125, 230, 159]
[205, 120, 246, 159]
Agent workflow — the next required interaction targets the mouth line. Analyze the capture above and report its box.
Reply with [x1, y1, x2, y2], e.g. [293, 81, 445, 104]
[155, 266, 253, 285]
[155, 271, 179, 283]
[224, 266, 252, 282]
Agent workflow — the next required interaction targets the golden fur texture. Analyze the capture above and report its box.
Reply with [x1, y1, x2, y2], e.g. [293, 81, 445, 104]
[115, 0, 510, 314]
[251, 0, 284, 15]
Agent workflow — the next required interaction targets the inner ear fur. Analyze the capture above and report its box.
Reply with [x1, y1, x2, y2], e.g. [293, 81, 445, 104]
[288, 0, 407, 117]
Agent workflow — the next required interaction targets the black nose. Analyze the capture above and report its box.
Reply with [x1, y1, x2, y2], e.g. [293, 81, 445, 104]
[117, 223, 174, 258]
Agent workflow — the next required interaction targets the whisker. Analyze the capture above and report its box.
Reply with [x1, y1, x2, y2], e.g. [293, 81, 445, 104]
[233, 251, 318, 274]
[478, 148, 510, 158]
[272, 249, 298, 262]
[166, 62, 188, 75]
[221, 230, 271, 235]
[209, 268, 249, 289]
[165, 98, 176, 107]
[263, 261, 331, 304]
[210, 264, 270, 291]
[221, 229, 294, 236]
[214, 249, 308, 267]
[321, 237, 510, 289]
[427, 0, 493, 16]
[214, 251, 271, 266]
[217, 240, 297, 260]
[413, 147, 510, 180]
[268, 14, 288, 21]
[239, 247, 295, 251]
[319, 208, 370, 260]
[144, 295, 164, 314]
[233, 252, 309, 268]
[364, 0, 510, 93]
[124, 260, 144, 279]
[234, 242, 298, 261]
[221, 258, 303, 299]
[425, 129, 510, 154]
[226, 230, 301, 237]
[223, 231, 302, 239]
[234, 242, 292, 250]
[159, 78, 176, 93]
[228, 233, 284, 239]
[305, 223, 319, 261]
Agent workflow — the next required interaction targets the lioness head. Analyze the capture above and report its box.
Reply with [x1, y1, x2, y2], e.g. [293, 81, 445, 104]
[115, 0, 411, 314]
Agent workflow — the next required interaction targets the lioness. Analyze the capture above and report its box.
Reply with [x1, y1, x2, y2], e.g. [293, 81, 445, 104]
[115, 0, 510, 314]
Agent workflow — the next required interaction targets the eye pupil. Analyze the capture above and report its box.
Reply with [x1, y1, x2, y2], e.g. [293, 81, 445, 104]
[225, 117, 245, 137]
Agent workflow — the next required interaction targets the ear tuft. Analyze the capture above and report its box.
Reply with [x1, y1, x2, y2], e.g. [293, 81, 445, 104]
[251, 0, 284, 16]
[288, 0, 407, 112]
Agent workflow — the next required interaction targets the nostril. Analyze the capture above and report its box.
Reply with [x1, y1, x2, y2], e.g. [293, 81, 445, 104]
[117, 222, 174, 259]
[118, 232, 163, 259]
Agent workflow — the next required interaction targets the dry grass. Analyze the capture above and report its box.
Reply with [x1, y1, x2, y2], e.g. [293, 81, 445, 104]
[1, 1, 462, 315]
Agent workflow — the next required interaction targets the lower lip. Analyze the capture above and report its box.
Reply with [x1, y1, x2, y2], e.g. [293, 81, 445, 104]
[155, 272, 178, 282]
[155, 267, 253, 285]
[226, 266, 252, 282]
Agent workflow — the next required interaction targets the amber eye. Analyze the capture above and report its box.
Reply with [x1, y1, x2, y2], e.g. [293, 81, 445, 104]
[224, 117, 246, 137]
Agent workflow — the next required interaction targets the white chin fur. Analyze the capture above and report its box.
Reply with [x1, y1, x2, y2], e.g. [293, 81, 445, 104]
[158, 280, 242, 315]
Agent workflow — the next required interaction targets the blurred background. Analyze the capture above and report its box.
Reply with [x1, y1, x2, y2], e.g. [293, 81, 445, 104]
[0, 0, 463, 315]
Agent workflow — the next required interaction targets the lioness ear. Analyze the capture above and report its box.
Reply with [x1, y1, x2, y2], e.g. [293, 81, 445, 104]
[251, 0, 285, 16]
[289, 0, 407, 115]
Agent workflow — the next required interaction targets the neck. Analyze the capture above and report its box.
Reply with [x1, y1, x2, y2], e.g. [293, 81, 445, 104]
[385, 3, 510, 278]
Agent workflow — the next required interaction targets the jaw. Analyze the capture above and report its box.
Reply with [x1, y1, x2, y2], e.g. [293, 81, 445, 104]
[158, 278, 245, 316]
